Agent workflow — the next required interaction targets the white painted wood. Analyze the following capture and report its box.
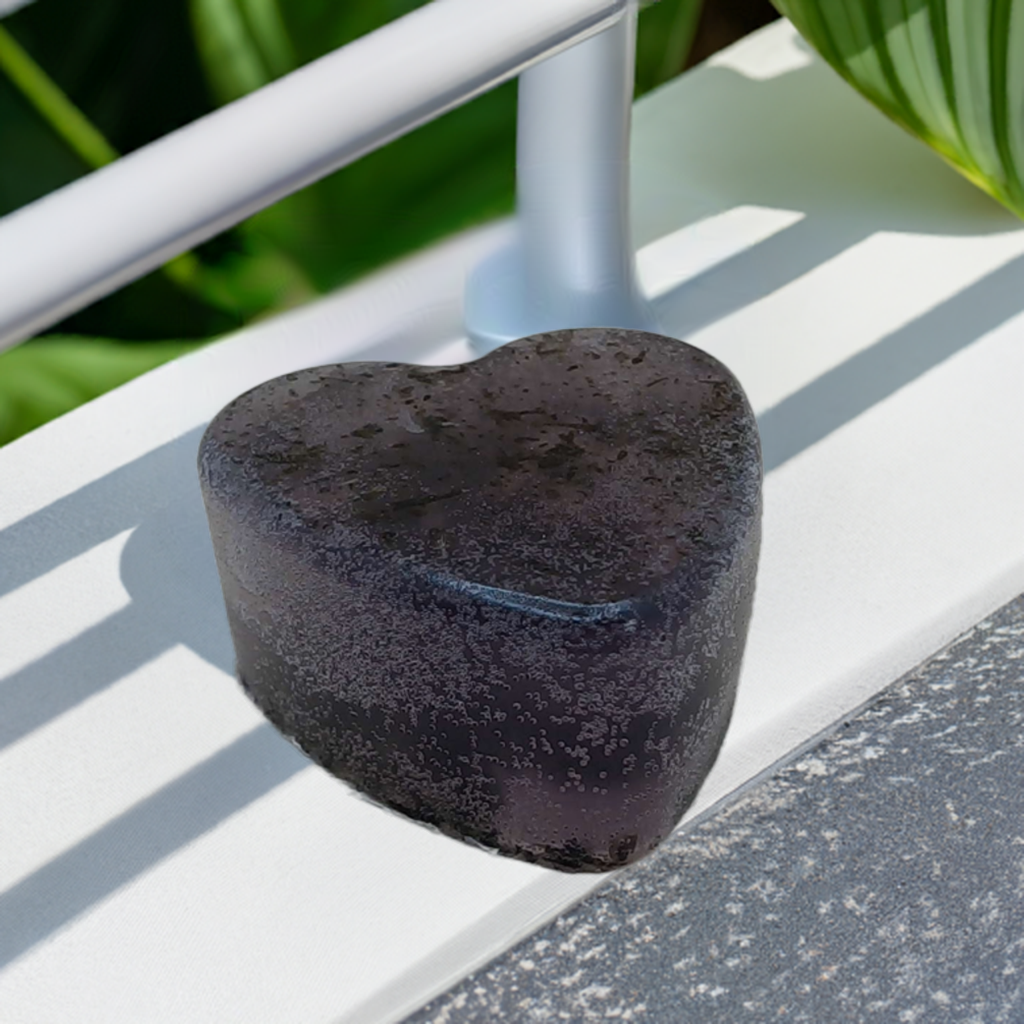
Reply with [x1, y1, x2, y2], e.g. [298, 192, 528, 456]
[1, 21, 1023, 1024]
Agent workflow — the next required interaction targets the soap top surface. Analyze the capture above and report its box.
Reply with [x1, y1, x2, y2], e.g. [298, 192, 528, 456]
[199, 329, 761, 606]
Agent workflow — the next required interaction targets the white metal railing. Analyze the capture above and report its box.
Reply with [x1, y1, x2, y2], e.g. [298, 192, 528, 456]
[465, 4, 657, 353]
[0, 0, 656, 354]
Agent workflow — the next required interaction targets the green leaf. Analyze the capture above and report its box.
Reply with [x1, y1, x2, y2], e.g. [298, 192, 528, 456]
[189, 0, 296, 105]
[194, 0, 501, 292]
[636, 0, 706, 96]
[772, 0, 1024, 218]
[0, 336, 208, 446]
[165, 234, 316, 319]
[0, 61, 88, 213]
[274, 0, 430, 67]
[246, 83, 520, 294]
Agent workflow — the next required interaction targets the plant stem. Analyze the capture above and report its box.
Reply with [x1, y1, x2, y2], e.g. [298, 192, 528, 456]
[0, 23, 118, 168]
[0, 22, 246, 317]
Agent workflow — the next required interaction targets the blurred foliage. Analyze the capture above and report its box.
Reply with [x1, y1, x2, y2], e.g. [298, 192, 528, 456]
[0, 336, 205, 442]
[636, 0, 703, 94]
[0, 0, 705, 446]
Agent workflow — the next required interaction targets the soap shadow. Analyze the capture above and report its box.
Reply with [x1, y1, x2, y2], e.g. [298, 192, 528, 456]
[3, 45, 1024, 976]
[0, 430, 235, 752]
[0, 430, 313, 969]
[0, 428, 205, 601]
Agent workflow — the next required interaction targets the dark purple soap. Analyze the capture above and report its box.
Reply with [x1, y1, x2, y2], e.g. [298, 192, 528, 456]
[198, 329, 761, 871]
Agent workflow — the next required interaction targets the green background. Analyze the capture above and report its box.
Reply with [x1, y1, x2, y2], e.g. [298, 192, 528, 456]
[0, 0, 729, 445]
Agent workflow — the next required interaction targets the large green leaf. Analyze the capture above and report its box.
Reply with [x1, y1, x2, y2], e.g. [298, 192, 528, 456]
[772, 0, 1024, 218]
[0, 0, 214, 198]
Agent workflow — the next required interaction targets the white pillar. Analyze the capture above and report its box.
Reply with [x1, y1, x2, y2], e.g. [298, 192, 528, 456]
[465, 0, 659, 353]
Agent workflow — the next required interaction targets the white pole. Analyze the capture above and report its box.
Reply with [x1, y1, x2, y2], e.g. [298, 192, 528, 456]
[0, 0, 626, 352]
[464, 0, 658, 352]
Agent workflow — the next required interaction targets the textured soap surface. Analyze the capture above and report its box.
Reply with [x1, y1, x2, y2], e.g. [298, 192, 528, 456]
[198, 329, 762, 871]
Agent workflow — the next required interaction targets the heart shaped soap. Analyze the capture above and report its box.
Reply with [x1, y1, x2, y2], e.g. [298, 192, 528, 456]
[198, 329, 761, 871]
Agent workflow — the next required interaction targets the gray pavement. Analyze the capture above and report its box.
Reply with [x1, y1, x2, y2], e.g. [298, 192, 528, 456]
[409, 595, 1024, 1022]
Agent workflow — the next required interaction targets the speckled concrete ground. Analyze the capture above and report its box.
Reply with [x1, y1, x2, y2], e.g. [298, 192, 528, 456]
[408, 595, 1024, 1023]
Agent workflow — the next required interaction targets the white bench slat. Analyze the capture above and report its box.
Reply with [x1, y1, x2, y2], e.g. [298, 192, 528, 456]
[1, 22, 1023, 1024]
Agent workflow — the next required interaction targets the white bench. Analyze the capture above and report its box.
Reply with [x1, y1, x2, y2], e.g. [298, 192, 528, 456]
[1, 18, 1023, 1024]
